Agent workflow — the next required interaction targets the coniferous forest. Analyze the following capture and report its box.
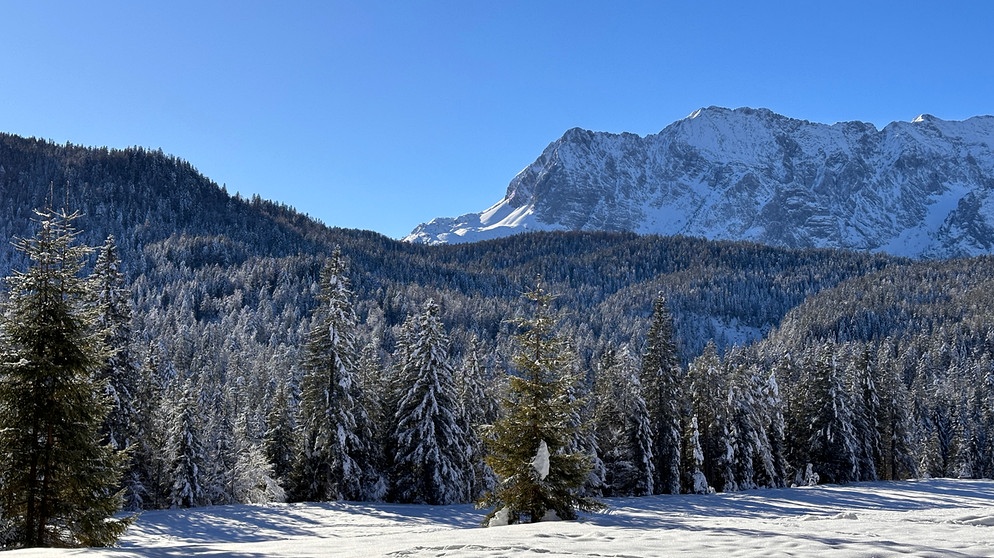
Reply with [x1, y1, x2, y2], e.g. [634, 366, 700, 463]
[3, 133, 994, 544]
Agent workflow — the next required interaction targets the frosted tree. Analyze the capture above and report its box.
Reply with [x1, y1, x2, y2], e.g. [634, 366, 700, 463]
[232, 413, 285, 503]
[391, 299, 472, 505]
[293, 250, 378, 501]
[796, 344, 859, 484]
[683, 415, 711, 494]
[168, 378, 208, 508]
[481, 282, 602, 524]
[355, 342, 389, 500]
[848, 347, 880, 481]
[0, 208, 129, 548]
[685, 342, 737, 492]
[874, 341, 916, 480]
[641, 294, 682, 494]
[594, 346, 654, 496]
[93, 236, 140, 451]
[455, 336, 498, 499]
[263, 376, 298, 489]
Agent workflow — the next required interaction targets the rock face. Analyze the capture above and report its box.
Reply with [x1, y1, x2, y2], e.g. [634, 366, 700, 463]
[405, 107, 994, 258]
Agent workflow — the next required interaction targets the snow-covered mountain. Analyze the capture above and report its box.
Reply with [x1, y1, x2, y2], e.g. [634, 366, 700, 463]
[405, 107, 994, 258]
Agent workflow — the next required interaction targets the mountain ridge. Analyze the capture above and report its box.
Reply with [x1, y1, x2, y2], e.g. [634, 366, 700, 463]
[405, 107, 994, 258]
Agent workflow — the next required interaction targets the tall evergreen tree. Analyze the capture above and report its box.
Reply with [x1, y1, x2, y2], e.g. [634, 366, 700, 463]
[263, 376, 298, 490]
[455, 336, 498, 500]
[641, 294, 681, 495]
[594, 346, 655, 496]
[391, 299, 472, 505]
[93, 235, 140, 453]
[796, 344, 860, 484]
[293, 250, 378, 502]
[481, 282, 602, 525]
[167, 378, 208, 508]
[0, 208, 129, 548]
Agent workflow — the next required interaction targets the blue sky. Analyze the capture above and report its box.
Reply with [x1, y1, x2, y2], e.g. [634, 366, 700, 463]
[1, 1, 992, 239]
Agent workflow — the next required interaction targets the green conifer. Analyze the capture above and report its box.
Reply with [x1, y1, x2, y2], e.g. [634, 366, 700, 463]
[0, 209, 128, 548]
[481, 282, 601, 525]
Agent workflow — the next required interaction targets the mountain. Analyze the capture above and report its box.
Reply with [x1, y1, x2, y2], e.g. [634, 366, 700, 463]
[405, 107, 994, 258]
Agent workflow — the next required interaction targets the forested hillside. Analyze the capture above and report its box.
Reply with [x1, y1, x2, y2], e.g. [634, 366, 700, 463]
[2, 133, 992, 522]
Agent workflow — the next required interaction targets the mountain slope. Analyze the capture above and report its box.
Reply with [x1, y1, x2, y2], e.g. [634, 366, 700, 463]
[405, 107, 994, 258]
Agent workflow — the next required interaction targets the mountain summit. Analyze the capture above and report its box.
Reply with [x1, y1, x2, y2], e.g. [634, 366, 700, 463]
[404, 107, 994, 258]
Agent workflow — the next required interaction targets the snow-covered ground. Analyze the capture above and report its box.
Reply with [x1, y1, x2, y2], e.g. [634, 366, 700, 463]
[12, 479, 994, 557]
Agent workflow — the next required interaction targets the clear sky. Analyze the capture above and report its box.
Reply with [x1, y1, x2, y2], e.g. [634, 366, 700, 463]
[1, 1, 992, 239]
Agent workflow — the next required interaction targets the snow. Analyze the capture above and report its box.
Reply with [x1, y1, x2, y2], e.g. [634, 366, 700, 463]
[11, 479, 994, 557]
[531, 439, 550, 480]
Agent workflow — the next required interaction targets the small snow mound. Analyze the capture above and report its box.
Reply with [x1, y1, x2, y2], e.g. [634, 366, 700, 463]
[947, 514, 994, 527]
[832, 512, 859, 520]
[487, 507, 511, 527]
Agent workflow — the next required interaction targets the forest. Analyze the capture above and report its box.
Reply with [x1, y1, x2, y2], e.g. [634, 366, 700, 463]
[2, 133, 994, 544]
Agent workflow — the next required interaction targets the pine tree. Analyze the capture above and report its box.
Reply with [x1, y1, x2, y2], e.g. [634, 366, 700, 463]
[0, 208, 129, 548]
[481, 282, 602, 525]
[293, 250, 378, 502]
[263, 376, 298, 489]
[455, 336, 498, 499]
[641, 294, 681, 495]
[391, 299, 472, 505]
[683, 414, 711, 493]
[594, 346, 654, 496]
[93, 236, 141, 453]
[797, 344, 860, 484]
[685, 342, 737, 492]
[167, 378, 208, 508]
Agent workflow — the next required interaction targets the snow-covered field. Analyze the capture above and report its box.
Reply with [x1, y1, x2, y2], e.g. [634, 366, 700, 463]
[12, 479, 994, 557]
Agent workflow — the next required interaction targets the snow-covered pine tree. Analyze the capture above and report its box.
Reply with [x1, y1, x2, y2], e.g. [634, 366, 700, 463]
[92, 235, 154, 509]
[797, 343, 860, 484]
[641, 294, 681, 495]
[167, 378, 208, 508]
[481, 282, 602, 524]
[231, 412, 286, 504]
[683, 414, 711, 494]
[293, 249, 378, 502]
[263, 376, 298, 490]
[0, 208, 129, 548]
[455, 336, 498, 499]
[130, 343, 172, 510]
[93, 236, 140, 452]
[355, 341, 389, 501]
[685, 341, 737, 492]
[390, 299, 472, 505]
[848, 347, 880, 481]
[594, 346, 654, 496]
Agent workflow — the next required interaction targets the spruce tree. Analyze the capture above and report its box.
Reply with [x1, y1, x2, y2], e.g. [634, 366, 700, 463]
[455, 336, 498, 500]
[263, 376, 298, 489]
[797, 344, 860, 484]
[293, 250, 378, 501]
[481, 282, 601, 525]
[594, 346, 654, 496]
[93, 235, 147, 509]
[0, 208, 129, 548]
[167, 378, 208, 508]
[391, 299, 471, 505]
[641, 294, 681, 495]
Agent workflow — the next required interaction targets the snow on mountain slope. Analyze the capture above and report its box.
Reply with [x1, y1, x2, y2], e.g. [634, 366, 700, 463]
[405, 107, 994, 259]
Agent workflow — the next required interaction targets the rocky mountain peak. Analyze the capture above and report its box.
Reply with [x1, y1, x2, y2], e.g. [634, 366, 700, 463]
[405, 108, 994, 259]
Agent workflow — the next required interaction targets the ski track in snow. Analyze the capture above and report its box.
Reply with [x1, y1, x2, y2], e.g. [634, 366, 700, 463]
[10, 479, 994, 557]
